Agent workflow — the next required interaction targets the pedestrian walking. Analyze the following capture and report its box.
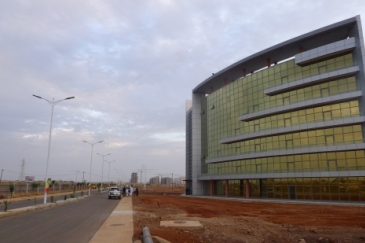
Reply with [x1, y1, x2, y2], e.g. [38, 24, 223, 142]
[122, 186, 126, 197]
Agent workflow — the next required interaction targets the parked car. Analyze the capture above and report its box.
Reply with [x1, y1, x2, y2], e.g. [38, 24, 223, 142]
[108, 187, 121, 199]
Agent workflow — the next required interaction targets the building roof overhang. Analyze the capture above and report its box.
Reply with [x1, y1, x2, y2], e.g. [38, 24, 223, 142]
[193, 16, 360, 94]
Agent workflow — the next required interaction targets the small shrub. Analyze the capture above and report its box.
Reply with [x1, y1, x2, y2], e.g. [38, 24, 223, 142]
[70, 193, 75, 198]
[64, 195, 67, 200]
[3, 200, 11, 212]
[31, 182, 40, 195]
[50, 196, 55, 203]
[9, 184, 15, 198]
[34, 197, 37, 205]
[81, 191, 84, 197]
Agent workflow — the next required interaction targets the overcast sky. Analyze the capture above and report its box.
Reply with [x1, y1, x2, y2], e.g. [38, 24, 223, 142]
[0, 0, 364, 183]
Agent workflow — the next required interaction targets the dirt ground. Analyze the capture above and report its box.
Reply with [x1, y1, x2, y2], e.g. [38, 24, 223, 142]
[133, 187, 365, 243]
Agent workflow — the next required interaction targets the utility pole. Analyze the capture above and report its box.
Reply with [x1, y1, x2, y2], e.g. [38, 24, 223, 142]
[19, 159, 25, 181]
[0, 169, 3, 183]
[172, 173, 174, 191]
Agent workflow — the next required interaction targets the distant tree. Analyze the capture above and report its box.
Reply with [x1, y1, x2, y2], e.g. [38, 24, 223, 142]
[97, 183, 101, 192]
[31, 182, 40, 194]
[51, 180, 56, 191]
[9, 184, 15, 197]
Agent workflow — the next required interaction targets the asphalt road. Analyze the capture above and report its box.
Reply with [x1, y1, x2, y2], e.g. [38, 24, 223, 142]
[0, 192, 121, 243]
[0, 191, 98, 211]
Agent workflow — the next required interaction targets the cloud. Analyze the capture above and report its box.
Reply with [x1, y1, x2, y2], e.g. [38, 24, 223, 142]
[150, 132, 185, 142]
[0, 0, 364, 181]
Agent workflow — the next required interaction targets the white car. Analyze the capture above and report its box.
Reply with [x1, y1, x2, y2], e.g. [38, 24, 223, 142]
[108, 187, 121, 199]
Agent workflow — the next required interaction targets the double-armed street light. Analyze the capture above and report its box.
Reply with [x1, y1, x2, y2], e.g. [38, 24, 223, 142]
[114, 169, 122, 185]
[33, 94, 75, 204]
[105, 160, 115, 185]
[96, 153, 110, 191]
[82, 140, 103, 195]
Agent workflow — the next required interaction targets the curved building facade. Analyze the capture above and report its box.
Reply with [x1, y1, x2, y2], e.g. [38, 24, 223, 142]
[186, 16, 365, 201]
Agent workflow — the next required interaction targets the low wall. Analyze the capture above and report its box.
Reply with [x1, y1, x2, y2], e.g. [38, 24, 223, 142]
[0, 181, 88, 196]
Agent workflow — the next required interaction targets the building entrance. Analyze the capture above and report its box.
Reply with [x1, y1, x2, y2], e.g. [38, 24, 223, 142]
[289, 186, 296, 199]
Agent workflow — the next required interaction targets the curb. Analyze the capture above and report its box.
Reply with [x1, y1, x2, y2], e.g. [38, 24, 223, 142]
[0, 195, 91, 219]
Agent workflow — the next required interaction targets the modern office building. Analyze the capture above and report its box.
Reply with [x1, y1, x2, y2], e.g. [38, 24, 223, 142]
[186, 16, 365, 201]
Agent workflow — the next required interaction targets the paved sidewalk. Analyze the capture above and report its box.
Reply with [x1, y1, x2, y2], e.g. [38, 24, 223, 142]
[89, 196, 134, 243]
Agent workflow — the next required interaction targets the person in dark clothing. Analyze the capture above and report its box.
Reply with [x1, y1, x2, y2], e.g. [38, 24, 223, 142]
[135, 187, 139, 196]
[122, 186, 126, 197]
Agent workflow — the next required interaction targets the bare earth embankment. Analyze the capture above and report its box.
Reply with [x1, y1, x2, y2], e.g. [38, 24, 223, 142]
[133, 187, 365, 243]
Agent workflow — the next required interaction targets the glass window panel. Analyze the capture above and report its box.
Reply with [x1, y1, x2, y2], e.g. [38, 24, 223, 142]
[353, 125, 362, 132]
[356, 150, 365, 158]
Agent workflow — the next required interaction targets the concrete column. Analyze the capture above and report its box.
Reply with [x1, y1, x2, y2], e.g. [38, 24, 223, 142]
[191, 93, 204, 195]
[239, 180, 244, 197]
[225, 180, 229, 197]
[210, 180, 214, 196]
[245, 179, 250, 198]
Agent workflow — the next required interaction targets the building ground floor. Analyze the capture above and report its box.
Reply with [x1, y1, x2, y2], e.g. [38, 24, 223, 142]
[193, 177, 365, 202]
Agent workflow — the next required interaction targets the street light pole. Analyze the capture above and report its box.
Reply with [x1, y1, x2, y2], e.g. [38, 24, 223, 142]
[114, 169, 122, 186]
[33, 94, 74, 204]
[82, 140, 103, 195]
[97, 153, 110, 191]
[105, 160, 115, 185]
[82, 171, 85, 189]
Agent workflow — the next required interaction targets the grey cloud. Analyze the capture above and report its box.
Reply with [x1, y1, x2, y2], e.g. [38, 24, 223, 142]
[0, 0, 364, 181]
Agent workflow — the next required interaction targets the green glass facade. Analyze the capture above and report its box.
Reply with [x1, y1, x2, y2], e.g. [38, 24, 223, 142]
[214, 177, 365, 201]
[187, 16, 365, 202]
[203, 55, 357, 158]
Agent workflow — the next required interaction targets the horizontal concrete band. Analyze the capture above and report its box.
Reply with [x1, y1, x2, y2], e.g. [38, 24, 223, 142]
[264, 66, 359, 96]
[239, 90, 362, 121]
[221, 116, 365, 144]
[197, 170, 365, 181]
[206, 143, 365, 164]
[295, 37, 356, 66]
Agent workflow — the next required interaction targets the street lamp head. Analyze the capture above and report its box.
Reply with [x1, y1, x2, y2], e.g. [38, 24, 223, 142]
[33, 94, 42, 99]
[65, 96, 75, 100]
[98, 141, 103, 143]
[82, 140, 87, 143]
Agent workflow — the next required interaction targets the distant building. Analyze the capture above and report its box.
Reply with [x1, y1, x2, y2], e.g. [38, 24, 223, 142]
[130, 172, 138, 184]
[149, 176, 160, 184]
[161, 177, 172, 184]
[179, 176, 186, 185]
